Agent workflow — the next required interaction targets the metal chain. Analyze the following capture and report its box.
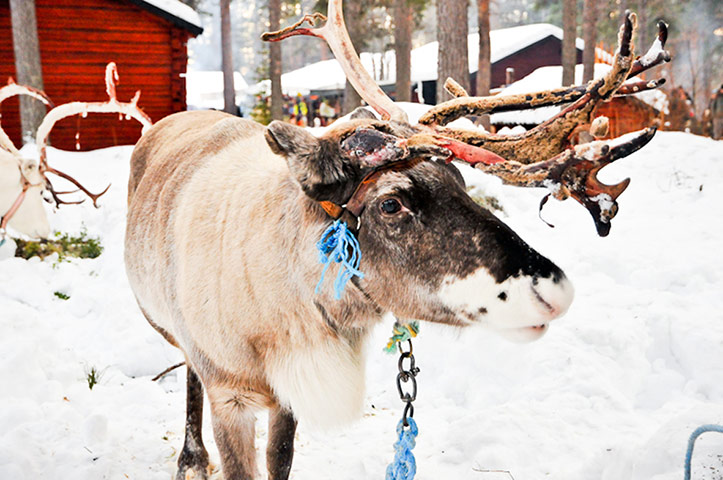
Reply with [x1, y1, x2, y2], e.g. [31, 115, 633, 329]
[395, 339, 420, 427]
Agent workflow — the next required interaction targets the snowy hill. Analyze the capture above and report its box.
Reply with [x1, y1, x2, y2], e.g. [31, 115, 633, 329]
[1, 132, 722, 479]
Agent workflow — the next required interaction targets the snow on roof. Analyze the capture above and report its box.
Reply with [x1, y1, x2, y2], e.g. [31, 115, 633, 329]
[185, 71, 249, 110]
[490, 63, 670, 125]
[274, 51, 393, 95]
[275, 23, 584, 94]
[410, 23, 585, 83]
[130, 0, 203, 35]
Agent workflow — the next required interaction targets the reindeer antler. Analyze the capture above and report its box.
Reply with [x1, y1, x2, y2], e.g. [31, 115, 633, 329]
[0, 62, 153, 226]
[35, 62, 153, 207]
[264, 7, 670, 236]
[421, 18, 670, 128]
[262, 0, 408, 123]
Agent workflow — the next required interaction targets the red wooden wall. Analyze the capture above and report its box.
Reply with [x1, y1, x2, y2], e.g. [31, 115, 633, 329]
[0, 0, 191, 151]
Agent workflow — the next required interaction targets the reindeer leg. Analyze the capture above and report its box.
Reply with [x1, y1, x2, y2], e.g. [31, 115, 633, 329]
[176, 366, 210, 480]
[207, 387, 258, 480]
[266, 405, 297, 480]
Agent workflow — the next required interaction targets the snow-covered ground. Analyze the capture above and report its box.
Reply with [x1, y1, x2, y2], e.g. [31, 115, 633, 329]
[1, 131, 722, 480]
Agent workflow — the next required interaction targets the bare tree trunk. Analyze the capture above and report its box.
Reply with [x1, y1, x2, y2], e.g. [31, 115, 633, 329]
[637, 0, 647, 58]
[342, 1, 364, 114]
[269, 0, 283, 120]
[437, 0, 470, 103]
[394, 0, 413, 103]
[9, 0, 45, 143]
[582, 0, 597, 83]
[561, 0, 577, 86]
[476, 0, 490, 129]
[220, 0, 235, 114]
[618, 0, 627, 26]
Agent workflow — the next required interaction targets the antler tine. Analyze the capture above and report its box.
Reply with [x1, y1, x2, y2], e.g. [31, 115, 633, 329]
[44, 166, 110, 208]
[262, 0, 409, 123]
[629, 20, 671, 77]
[444, 78, 469, 98]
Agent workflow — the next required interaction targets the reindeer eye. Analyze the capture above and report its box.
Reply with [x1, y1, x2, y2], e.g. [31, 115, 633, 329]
[355, 149, 365, 157]
[380, 198, 402, 215]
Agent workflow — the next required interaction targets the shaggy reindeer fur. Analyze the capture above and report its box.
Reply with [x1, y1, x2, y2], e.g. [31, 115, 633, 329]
[125, 110, 573, 479]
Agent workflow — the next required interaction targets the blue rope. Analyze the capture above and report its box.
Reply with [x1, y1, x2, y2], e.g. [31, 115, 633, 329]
[315, 220, 364, 299]
[684, 424, 723, 480]
[385, 418, 418, 480]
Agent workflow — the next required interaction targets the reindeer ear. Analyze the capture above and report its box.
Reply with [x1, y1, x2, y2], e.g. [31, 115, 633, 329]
[265, 121, 358, 204]
[265, 121, 317, 157]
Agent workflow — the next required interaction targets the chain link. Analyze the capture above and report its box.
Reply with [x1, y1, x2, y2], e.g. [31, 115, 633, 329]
[395, 339, 420, 427]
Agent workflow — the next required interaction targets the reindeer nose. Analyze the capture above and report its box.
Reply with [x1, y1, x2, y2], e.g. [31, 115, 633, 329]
[531, 270, 574, 320]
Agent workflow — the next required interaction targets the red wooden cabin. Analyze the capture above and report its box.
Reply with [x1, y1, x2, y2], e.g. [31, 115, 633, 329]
[0, 0, 202, 151]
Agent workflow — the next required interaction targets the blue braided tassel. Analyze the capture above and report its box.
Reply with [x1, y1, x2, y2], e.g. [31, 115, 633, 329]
[315, 220, 364, 300]
[385, 418, 418, 480]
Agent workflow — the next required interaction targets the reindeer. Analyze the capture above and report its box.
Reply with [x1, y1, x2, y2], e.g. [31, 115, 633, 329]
[122, 2, 671, 478]
[0, 64, 152, 243]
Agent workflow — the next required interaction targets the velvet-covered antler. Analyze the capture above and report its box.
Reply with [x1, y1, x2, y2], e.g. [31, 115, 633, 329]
[264, 7, 671, 236]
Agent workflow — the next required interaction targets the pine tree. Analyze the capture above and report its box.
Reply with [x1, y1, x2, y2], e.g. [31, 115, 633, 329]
[476, 0, 491, 129]
[393, 0, 413, 102]
[561, 0, 577, 86]
[9, 0, 45, 143]
[436, 0, 470, 103]
[582, 0, 597, 83]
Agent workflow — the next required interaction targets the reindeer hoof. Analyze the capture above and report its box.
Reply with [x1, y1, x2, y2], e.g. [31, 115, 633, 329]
[177, 463, 215, 480]
[176, 450, 212, 480]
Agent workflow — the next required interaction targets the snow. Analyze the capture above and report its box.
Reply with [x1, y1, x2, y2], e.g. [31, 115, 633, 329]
[185, 71, 249, 110]
[2, 128, 723, 479]
[491, 64, 670, 126]
[271, 24, 585, 94]
[139, 0, 202, 31]
[410, 23, 585, 84]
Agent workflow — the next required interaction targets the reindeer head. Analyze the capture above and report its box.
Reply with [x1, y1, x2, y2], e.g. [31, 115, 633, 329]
[0, 64, 151, 240]
[263, 4, 671, 339]
[0, 149, 49, 238]
[267, 120, 573, 341]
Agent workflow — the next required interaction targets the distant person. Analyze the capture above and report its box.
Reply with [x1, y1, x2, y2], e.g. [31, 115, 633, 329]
[712, 84, 723, 140]
[293, 94, 308, 127]
[319, 99, 336, 126]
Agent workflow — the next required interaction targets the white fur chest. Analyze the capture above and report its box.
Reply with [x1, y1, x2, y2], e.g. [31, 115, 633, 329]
[265, 336, 367, 429]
